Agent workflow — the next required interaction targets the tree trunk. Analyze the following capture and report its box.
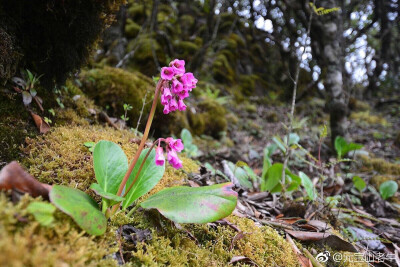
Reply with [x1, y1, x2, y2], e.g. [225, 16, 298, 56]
[310, 0, 348, 145]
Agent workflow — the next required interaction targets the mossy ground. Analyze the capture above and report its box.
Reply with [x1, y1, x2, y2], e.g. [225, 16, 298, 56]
[0, 193, 118, 267]
[0, 124, 303, 266]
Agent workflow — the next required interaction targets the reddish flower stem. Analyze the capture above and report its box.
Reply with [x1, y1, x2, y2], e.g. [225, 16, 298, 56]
[110, 80, 162, 215]
[122, 140, 157, 198]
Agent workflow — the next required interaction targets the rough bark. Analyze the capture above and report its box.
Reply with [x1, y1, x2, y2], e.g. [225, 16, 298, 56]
[310, 0, 348, 145]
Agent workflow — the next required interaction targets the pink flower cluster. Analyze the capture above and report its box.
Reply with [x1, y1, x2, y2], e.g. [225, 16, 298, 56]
[155, 137, 184, 169]
[160, 59, 198, 114]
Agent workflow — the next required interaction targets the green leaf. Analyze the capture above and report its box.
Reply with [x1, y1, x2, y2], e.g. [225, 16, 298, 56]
[93, 140, 128, 195]
[27, 201, 56, 226]
[352, 176, 366, 192]
[286, 172, 301, 192]
[272, 136, 286, 152]
[227, 162, 252, 189]
[262, 144, 276, 180]
[84, 141, 96, 152]
[140, 183, 237, 223]
[90, 183, 125, 206]
[181, 128, 193, 144]
[261, 163, 284, 192]
[30, 88, 37, 97]
[50, 185, 106, 236]
[379, 180, 398, 200]
[122, 148, 165, 209]
[334, 136, 363, 159]
[299, 172, 316, 200]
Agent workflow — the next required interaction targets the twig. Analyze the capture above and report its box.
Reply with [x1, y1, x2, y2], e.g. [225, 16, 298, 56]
[99, 111, 119, 130]
[135, 89, 149, 135]
[302, 248, 324, 267]
[118, 225, 125, 265]
[281, 0, 315, 191]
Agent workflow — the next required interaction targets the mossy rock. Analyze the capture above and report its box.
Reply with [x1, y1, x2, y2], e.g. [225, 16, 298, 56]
[0, 193, 118, 266]
[126, 34, 166, 75]
[0, 0, 124, 85]
[78, 66, 188, 136]
[0, 91, 37, 164]
[125, 19, 141, 38]
[239, 74, 257, 96]
[79, 66, 154, 127]
[174, 41, 200, 59]
[0, 26, 21, 83]
[350, 111, 389, 126]
[359, 155, 400, 176]
[196, 100, 227, 138]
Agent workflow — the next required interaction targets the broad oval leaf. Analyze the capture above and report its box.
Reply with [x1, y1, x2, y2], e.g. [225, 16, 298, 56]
[140, 182, 238, 223]
[50, 185, 106, 236]
[90, 183, 125, 205]
[352, 176, 366, 192]
[122, 148, 165, 209]
[93, 140, 128, 195]
[299, 172, 316, 200]
[379, 180, 398, 200]
[181, 128, 193, 144]
[27, 201, 56, 226]
[261, 163, 283, 192]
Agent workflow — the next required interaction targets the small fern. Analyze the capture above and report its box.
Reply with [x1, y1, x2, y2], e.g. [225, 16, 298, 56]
[309, 2, 340, 16]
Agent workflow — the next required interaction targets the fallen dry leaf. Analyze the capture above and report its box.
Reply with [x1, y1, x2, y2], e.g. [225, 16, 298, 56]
[0, 161, 51, 199]
[30, 111, 50, 134]
[229, 256, 259, 266]
[286, 234, 313, 267]
[286, 230, 358, 252]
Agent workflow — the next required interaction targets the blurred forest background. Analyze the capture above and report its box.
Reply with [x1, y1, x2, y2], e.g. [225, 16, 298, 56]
[1, 0, 400, 266]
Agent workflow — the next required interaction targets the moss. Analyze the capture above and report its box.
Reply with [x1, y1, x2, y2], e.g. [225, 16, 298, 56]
[197, 100, 228, 138]
[0, 193, 118, 266]
[16, 123, 302, 266]
[350, 111, 389, 126]
[23, 125, 138, 193]
[187, 111, 206, 136]
[0, 91, 37, 164]
[128, 212, 299, 266]
[125, 19, 141, 38]
[174, 41, 200, 59]
[126, 35, 166, 75]
[348, 98, 371, 111]
[79, 67, 154, 126]
[0, 26, 21, 83]
[0, 0, 124, 85]
[239, 75, 257, 96]
[212, 53, 235, 84]
[371, 175, 399, 189]
[359, 155, 400, 176]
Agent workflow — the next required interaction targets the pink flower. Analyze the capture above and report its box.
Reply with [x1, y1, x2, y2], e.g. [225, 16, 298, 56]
[169, 59, 185, 75]
[161, 67, 175, 80]
[161, 94, 169, 105]
[163, 104, 170, 114]
[167, 150, 183, 169]
[177, 98, 186, 111]
[172, 79, 183, 93]
[163, 87, 172, 99]
[178, 89, 189, 99]
[182, 72, 197, 89]
[155, 147, 165, 166]
[169, 98, 178, 111]
[159, 59, 196, 114]
[168, 138, 184, 152]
